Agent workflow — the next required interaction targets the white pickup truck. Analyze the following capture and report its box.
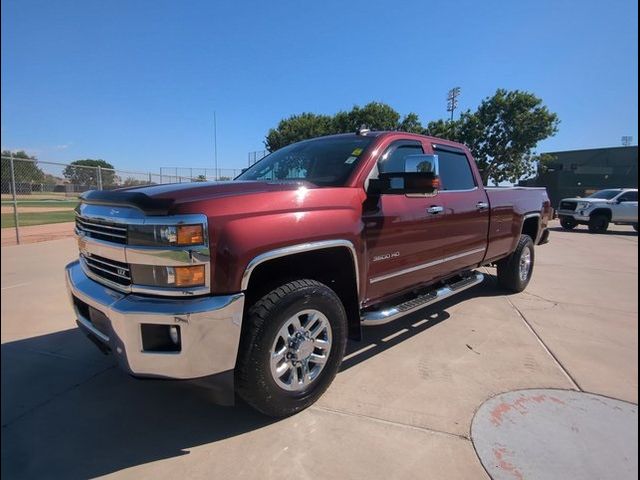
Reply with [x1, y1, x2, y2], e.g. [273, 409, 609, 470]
[557, 188, 638, 233]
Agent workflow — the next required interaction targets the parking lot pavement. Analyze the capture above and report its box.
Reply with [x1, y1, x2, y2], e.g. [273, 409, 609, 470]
[1, 221, 637, 479]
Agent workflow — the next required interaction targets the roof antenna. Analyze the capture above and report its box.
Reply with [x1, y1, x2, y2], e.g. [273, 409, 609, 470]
[356, 125, 370, 136]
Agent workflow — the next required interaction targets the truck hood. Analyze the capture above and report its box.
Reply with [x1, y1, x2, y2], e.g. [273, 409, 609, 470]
[126, 180, 315, 203]
[81, 181, 318, 215]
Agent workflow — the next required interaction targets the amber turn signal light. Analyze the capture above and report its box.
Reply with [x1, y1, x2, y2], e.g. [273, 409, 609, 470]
[177, 225, 204, 245]
[174, 265, 206, 287]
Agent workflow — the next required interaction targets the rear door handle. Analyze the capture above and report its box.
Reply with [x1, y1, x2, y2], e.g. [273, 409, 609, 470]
[427, 206, 444, 214]
[476, 202, 489, 211]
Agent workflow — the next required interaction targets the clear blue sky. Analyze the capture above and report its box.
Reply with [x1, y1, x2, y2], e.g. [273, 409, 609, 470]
[2, 0, 638, 173]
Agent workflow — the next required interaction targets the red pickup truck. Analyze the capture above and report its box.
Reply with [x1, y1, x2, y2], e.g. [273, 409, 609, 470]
[66, 130, 551, 416]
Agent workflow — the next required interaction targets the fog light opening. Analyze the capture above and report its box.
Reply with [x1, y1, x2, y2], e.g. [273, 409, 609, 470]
[169, 325, 180, 345]
[141, 324, 181, 352]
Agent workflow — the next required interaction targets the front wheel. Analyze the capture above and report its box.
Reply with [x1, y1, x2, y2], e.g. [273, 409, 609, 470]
[235, 279, 347, 417]
[497, 235, 535, 293]
[560, 217, 577, 230]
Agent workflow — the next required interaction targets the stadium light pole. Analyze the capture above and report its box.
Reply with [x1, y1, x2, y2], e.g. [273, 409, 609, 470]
[447, 87, 461, 122]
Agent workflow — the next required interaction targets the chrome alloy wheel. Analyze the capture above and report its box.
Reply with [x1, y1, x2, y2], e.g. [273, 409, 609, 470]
[519, 247, 532, 282]
[269, 309, 332, 392]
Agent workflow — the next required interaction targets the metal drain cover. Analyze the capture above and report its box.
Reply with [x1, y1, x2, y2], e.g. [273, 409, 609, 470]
[471, 389, 637, 480]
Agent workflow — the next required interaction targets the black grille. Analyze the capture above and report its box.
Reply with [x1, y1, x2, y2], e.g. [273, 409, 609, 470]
[559, 201, 577, 211]
[75, 216, 127, 244]
[81, 253, 131, 286]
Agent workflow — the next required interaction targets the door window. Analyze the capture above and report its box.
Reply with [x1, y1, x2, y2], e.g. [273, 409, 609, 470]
[618, 191, 638, 202]
[435, 148, 476, 191]
[378, 142, 424, 173]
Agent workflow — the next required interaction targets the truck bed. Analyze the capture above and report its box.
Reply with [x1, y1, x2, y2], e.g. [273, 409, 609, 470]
[484, 187, 551, 262]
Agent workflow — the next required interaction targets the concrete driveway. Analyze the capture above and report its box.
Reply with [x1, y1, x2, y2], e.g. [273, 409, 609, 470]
[1, 221, 637, 479]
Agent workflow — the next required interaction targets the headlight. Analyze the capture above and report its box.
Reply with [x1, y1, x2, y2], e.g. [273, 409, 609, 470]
[576, 202, 591, 210]
[128, 224, 205, 246]
[131, 264, 206, 288]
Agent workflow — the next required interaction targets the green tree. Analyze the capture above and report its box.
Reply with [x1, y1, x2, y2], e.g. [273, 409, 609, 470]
[399, 112, 427, 134]
[1, 150, 45, 185]
[333, 102, 401, 133]
[264, 91, 559, 185]
[63, 159, 117, 188]
[265, 102, 425, 152]
[441, 90, 559, 184]
[532, 153, 559, 175]
[265, 113, 334, 152]
[425, 118, 464, 140]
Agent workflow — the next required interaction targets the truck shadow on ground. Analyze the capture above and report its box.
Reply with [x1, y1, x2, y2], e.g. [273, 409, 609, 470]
[2, 272, 506, 479]
[548, 226, 638, 237]
[342, 271, 507, 371]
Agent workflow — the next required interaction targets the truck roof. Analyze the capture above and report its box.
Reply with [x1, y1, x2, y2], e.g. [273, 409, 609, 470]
[307, 131, 468, 147]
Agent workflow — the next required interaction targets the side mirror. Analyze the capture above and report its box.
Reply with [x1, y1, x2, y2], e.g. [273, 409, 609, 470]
[370, 154, 440, 195]
[405, 154, 439, 175]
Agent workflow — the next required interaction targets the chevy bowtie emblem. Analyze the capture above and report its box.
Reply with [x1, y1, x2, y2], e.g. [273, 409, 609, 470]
[110, 208, 120, 215]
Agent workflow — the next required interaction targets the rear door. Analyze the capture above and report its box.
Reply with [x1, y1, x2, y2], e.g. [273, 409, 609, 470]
[431, 143, 490, 274]
[363, 139, 448, 304]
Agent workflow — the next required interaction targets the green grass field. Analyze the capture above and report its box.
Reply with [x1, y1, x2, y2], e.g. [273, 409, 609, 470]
[1, 211, 76, 228]
[1, 200, 79, 208]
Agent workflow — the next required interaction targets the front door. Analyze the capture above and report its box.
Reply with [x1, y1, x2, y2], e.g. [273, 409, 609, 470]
[614, 190, 638, 222]
[363, 139, 449, 305]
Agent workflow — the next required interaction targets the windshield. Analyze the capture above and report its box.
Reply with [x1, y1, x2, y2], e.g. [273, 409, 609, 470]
[587, 189, 621, 200]
[236, 136, 374, 187]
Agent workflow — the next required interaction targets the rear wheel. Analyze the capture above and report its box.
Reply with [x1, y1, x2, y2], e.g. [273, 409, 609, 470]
[497, 235, 535, 293]
[236, 279, 347, 417]
[588, 214, 609, 234]
[560, 217, 577, 230]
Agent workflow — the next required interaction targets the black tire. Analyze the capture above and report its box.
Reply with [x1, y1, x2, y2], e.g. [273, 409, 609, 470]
[633, 224, 638, 232]
[560, 218, 577, 230]
[236, 279, 347, 417]
[496, 235, 535, 293]
[588, 214, 609, 234]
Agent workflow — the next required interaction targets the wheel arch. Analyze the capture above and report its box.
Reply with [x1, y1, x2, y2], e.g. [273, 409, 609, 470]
[590, 208, 612, 221]
[521, 213, 541, 243]
[242, 241, 362, 340]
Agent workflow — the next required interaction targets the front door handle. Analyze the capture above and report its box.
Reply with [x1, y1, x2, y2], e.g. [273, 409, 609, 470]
[476, 202, 489, 211]
[427, 206, 444, 214]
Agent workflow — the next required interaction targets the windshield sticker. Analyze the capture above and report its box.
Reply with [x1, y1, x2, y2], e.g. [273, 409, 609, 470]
[351, 147, 363, 156]
[345, 156, 358, 164]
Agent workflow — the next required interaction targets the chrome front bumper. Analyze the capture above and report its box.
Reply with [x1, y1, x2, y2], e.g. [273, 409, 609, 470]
[65, 260, 244, 380]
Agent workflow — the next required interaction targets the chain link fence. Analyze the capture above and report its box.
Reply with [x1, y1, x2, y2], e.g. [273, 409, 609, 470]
[0, 155, 242, 245]
[248, 150, 269, 166]
[159, 167, 242, 182]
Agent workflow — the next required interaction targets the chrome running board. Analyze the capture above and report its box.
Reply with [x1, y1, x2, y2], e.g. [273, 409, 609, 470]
[360, 272, 484, 326]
